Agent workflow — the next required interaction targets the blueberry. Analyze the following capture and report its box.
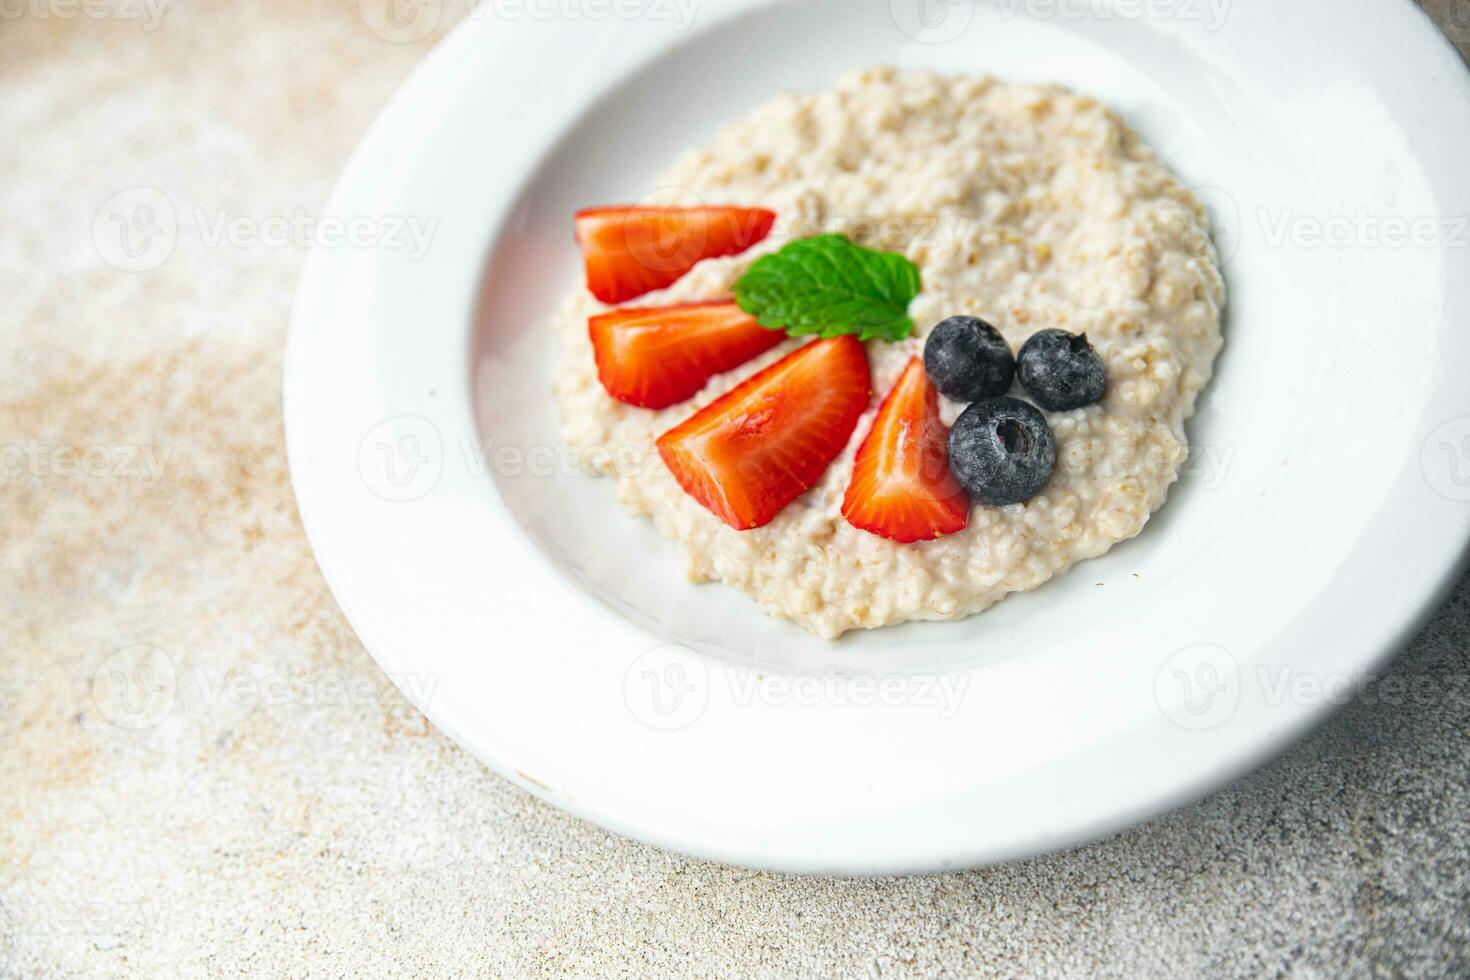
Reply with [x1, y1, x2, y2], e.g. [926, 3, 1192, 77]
[1016, 329, 1106, 411]
[947, 397, 1056, 506]
[923, 316, 1015, 402]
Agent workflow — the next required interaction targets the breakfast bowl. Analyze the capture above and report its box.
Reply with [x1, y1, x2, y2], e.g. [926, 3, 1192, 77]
[285, 0, 1470, 873]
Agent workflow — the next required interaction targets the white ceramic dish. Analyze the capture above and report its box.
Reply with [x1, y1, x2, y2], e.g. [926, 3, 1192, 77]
[285, 0, 1470, 873]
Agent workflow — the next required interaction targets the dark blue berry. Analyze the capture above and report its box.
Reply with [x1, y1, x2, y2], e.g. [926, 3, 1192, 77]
[923, 316, 1015, 402]
[1016, 329, 1106, 411]
[947, 397, 1056, 506]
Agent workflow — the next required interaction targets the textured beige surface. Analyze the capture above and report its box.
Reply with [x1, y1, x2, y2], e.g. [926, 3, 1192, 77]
[2, 3, 1468, 977]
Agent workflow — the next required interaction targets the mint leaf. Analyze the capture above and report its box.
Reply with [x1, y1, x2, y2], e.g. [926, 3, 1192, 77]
[732, 235, 921, 343]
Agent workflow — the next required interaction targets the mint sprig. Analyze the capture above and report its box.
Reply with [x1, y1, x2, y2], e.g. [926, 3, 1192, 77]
[732, 235, 921, 343]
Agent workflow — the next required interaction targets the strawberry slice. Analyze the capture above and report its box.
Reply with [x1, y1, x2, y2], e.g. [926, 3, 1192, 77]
[574, 206, 776, 304]
[589, 301, 786, 409]
[842, 357, 970, 543]
[657, 336, 871, 530]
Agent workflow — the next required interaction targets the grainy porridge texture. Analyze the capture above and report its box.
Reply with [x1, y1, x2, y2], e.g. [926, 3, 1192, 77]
[555, 68, 1225, 637]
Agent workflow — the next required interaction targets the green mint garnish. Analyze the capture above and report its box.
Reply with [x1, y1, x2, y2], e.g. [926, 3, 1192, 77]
[732, 234, 921, 343]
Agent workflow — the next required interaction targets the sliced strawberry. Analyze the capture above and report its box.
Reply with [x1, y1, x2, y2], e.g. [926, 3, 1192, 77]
[574, 205, 776, 304]
[656, 336, 871, 530]
[588, 301, 786, 409]
[842, 357, 970, 543]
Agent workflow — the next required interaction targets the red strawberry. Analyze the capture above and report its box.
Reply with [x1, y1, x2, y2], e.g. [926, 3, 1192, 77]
[574, 205, 776, 304]
[657, 336, 871, 530]
[588, 301, 786, 409]
[842, 356, 970, 543]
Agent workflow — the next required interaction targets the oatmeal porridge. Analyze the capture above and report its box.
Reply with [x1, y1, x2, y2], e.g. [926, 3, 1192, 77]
[554, 67, 1225, 638]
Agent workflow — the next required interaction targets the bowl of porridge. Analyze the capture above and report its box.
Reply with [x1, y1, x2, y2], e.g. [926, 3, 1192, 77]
[285, 0, 1470, 871]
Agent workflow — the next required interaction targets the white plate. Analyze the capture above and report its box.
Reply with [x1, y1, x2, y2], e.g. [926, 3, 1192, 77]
[285, 0, 1470, 873]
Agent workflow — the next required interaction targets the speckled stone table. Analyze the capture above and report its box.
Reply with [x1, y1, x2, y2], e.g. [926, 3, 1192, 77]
[2, 2, 1468, 976]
